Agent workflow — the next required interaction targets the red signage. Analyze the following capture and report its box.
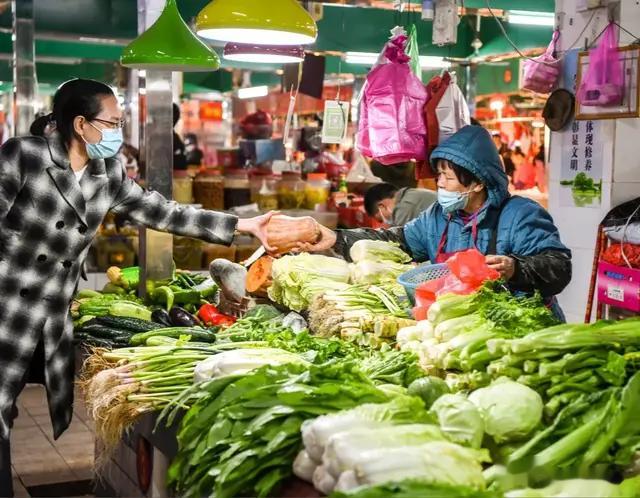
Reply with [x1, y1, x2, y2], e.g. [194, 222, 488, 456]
[199, 101, 223, 121]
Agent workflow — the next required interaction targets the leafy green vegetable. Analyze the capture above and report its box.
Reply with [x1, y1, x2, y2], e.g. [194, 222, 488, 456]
[167, 361, 390, 498]
[268, 254, 351, 311]
[430, 394, 485, 449]
[302, 396, 432, 462]
[407, 376, 450, 408]
[349, 240, 412, 264]
[468, 378, 543, 444]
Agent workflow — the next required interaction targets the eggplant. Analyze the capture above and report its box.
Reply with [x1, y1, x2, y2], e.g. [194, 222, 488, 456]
[151, 308, 173, 327]
[169, 306, 199, 327]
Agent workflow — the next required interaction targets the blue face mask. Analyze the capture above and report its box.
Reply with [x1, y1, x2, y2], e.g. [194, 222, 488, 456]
[437, 188, 471, 213]
[84, 122, 123, 160]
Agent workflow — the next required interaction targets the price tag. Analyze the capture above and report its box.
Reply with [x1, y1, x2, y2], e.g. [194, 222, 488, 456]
[321, 100, 349, 144]
[607, 285, 625, 302]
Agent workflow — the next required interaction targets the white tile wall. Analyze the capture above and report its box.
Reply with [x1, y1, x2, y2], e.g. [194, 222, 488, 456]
[549, 0, 640, 321]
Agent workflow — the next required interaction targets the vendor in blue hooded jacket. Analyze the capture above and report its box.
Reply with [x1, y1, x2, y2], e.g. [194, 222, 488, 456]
[299, 126, 572, 319]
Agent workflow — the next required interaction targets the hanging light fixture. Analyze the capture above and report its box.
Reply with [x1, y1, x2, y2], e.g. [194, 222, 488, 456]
[223, 43, 305, 64]
[121, 0, 220, 71]
[196, 0, 317, 46]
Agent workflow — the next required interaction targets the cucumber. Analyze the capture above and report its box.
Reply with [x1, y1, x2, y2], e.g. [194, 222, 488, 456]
[80, 324, 133, 340]
[75, 289, 102, 299]
[109, 302, 152, 321]
[95, 316, 161, 333]
[129, 327, 215, 346]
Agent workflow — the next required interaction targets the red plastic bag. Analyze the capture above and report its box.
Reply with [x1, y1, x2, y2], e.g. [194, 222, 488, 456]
[446, 249, 500, 287]
[521, 30, 561, 94]
[602, 243, 640, 269]
[577, 23, 624, 107]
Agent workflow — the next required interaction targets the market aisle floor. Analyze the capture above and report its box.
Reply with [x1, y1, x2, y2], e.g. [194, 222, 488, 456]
[10, 385, 94, 498]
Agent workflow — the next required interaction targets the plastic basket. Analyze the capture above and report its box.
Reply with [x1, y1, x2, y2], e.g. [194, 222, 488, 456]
[397, 263, 451, 305]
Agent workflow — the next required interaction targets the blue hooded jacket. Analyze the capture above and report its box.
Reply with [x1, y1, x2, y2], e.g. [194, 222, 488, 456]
[403, 126, 570, 265]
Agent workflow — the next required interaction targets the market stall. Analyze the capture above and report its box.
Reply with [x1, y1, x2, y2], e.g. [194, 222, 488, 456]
[75, 230, 640, 498]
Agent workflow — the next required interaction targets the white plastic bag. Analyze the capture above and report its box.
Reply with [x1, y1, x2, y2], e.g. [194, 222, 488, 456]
[436, 74, 470, 144]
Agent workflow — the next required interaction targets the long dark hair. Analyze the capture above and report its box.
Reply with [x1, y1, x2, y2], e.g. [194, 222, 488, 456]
[30, 79, 114, 143]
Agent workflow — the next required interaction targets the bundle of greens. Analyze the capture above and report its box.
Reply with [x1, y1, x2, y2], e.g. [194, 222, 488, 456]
[398, 283, 558, 377]
[268, 254, 351, 311]
[308, 284, 414, 347]
[484, 318, 640, 417]
[165, 361, 391, 498]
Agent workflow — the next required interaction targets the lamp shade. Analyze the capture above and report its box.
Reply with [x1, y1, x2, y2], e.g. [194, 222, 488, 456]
[224, 43, 305, 64]
[121, 0, 220, 72]
[196, 0, 317, 46]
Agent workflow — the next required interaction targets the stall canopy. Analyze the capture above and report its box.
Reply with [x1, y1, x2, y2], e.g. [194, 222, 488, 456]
[0, 0, 554, 92]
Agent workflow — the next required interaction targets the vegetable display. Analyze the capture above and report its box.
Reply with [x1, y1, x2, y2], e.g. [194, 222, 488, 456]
[77, 251, 640, 498]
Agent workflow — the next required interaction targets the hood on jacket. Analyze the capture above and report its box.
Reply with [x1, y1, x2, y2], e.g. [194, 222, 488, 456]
[430, 125, 509, 208]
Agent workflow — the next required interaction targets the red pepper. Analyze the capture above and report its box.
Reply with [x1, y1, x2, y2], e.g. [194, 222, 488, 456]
[197, 303, 219, 324]
[210, 315, 236, 327]
[197, 304, 236, 327]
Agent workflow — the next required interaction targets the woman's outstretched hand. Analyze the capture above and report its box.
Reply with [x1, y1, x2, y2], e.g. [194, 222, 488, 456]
[237, 212, 278, 253]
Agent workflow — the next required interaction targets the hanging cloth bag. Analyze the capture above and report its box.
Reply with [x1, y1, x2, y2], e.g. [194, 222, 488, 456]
[521, 30, 561, 94]
[577, 22, 624, 107]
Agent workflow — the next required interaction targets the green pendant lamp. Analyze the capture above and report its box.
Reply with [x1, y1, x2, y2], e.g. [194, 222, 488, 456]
[121, 0, 220, 71]
[196, 0, 317, 46]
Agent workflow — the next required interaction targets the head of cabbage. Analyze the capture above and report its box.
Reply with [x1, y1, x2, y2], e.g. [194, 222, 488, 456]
[468, 377, 543, 444]
[430, 394, 485, 449]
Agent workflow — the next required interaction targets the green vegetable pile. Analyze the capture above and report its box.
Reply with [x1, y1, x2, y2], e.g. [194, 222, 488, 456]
[165, 361, 391, 498]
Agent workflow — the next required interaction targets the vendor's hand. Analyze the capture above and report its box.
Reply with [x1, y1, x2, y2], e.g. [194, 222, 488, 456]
[237, 212, 278, 253]
[295, 223, 337, 253]
[485, 255, 516, 281]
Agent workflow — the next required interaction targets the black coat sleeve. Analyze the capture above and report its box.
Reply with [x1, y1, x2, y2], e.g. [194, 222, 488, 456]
[509, 250, 572, 297]
[333, 227, 409, 261]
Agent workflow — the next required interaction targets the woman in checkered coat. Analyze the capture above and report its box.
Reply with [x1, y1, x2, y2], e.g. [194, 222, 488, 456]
[0, 79, 273, 492]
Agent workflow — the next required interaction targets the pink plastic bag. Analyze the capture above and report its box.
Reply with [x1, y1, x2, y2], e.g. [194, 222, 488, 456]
[577, 23, 624, 107]
[522, 31, 561, 94]
[357, 34, 427, 165]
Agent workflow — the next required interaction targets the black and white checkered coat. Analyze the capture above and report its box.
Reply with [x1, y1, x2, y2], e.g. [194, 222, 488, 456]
[0, 131, 238, 441]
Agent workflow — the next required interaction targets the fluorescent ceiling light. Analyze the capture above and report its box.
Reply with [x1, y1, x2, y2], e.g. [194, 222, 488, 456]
[200, 28, 314, 46]
[507, 10, 555, 27]
[237, 85, 269, 99]
[345, 52, 450, 69]
[224, 43, 305, 64]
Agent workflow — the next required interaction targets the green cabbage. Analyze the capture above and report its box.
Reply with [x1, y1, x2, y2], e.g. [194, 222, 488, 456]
[349, 240, 412, 264]
[468, 377, 543, 443]
[301, 396, 431, 462]
[333, 441, 489, 492]
[323, 424, 447, 479]
[269, 254, 351, 311]
[430, 393, 485, 449]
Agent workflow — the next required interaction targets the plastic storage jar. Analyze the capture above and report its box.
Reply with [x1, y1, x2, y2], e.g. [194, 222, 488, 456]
[305, 173, 331, 210]
[277, 172, 306, 209]
[194, 169, 224, 211]
[173, 170, 194, 204]
[223, 169, 252, 209]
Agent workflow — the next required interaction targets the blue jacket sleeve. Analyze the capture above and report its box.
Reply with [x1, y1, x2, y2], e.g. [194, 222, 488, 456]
[504, 199, 572, 296]
[403, 208, 435, 263]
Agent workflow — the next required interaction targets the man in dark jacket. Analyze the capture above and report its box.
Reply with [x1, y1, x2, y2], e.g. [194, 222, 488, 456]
[364, 183, 437, 226]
